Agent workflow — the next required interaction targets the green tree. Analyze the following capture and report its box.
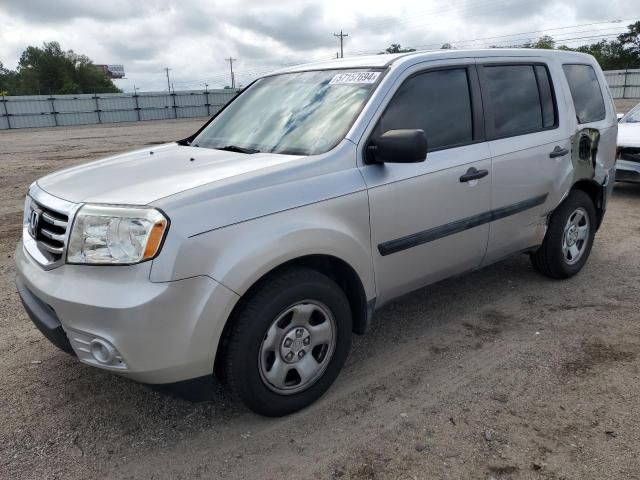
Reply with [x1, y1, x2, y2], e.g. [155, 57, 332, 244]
[533, 35, 555, 49]
[618, 21, 640, 57]
[573, 40, 638, 70]
[555, 22, 640, 69]
[517, 36, 554, 49]
[380, 43, 416, 54]
[17, 42, 76, 94]
[0, 41, 120, 95]
[67, 50, 121, 94]
[487, 22, 640, 70]
[0, 62, 19, 96]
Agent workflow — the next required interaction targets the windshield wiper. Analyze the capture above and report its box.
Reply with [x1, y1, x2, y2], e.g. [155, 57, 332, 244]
[216, 145, 260, 154]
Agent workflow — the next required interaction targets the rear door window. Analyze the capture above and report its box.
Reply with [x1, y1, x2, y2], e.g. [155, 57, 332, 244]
[562, 64, 606, 124]
[479, 64, 557, 139]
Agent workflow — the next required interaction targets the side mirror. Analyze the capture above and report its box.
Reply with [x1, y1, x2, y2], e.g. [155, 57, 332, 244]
[367, 129, 427, 164]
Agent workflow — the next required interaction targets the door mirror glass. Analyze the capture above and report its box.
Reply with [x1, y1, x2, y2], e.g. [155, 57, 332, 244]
[368, 129, 427, 164]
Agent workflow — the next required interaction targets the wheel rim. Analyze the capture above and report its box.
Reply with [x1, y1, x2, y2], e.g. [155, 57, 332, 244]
[562, 207, 590, 265]
[258, 301, 337, 395]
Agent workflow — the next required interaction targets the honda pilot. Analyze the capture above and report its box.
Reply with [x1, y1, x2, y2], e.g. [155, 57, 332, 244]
[16, 49, 617, 416]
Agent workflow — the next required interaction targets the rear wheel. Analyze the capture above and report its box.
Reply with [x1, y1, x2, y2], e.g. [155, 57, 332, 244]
[221, 268, 352, 416]
[531, 190, 596, 279]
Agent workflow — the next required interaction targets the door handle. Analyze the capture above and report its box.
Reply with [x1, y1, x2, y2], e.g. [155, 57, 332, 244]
[549, 146, 569, 158]
[459, 167, 489, 183]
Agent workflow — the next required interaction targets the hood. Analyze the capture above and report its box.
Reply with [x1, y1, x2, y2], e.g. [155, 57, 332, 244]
[618, 122, 640, 148]
[37, 143, 305, 204]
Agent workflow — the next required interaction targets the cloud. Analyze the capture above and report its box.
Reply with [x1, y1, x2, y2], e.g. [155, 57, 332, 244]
[461, 0, 556, 23]
[222, 4, 330, 51]
[1, 0, 166, 23]
[0, 0, 637, 92]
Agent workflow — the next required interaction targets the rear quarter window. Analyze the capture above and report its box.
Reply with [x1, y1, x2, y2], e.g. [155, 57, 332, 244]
[562, 64, 606, 124]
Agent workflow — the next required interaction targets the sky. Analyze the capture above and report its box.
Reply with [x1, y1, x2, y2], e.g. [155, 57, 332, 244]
[0, 0, 638, 92]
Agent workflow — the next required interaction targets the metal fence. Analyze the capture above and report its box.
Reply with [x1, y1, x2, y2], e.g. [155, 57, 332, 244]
[603, 69, 640, 99]
[0, 89, 239, 130]
[1, 69, 639, 130]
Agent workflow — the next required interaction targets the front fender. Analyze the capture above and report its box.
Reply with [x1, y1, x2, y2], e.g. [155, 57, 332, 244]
[151, 190, 376, 301]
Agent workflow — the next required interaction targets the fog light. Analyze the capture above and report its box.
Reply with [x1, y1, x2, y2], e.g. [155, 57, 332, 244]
[90, 338, 116, 365]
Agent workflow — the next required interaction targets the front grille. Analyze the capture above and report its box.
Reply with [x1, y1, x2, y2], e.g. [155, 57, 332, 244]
[30, 203, 69, 260]
[620, 147, 640, 163]
[23, 184, 77, 269]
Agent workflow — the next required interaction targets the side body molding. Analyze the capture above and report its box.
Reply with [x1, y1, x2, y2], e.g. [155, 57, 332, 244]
[378, 194, 548, 256]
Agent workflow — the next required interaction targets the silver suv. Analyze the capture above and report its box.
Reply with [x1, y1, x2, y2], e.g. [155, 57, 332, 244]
[16, 49, 617, 416]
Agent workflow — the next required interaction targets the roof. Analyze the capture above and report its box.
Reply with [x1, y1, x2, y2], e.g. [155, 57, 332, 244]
[274, 48, 595, 74]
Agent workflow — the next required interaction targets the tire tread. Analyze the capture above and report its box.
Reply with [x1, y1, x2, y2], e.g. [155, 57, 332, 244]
[531, 190, 596, 279]
[221, 267, 351, 416]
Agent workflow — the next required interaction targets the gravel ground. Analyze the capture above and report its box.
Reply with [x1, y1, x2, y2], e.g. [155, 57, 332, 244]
[1, 117, 640, 480]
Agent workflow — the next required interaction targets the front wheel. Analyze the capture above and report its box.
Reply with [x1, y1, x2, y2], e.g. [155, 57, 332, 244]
[531, 190, 596, 279]
[221, 268, 352, 416]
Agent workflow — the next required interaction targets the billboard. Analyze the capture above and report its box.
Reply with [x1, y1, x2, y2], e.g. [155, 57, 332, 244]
[96, 64, 125, 79]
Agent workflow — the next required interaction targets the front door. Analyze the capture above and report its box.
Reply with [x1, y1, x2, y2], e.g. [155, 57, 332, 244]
[359, 65, 492, 304]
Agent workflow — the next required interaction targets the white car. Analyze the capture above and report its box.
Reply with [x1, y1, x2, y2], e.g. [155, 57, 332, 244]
[616, 102, 640, 183]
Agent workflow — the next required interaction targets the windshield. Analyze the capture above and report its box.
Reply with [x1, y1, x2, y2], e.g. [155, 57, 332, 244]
[192, 69, 382, 155]
[621, 103, 640, 123]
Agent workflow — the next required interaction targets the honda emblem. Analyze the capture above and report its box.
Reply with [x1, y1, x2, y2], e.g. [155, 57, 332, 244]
[28, 209, 40, 238]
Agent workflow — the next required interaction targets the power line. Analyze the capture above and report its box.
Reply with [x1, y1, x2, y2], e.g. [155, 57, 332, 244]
[348, 18, 637, 56]
[438, 27, 628, 51]
[205, 28, 624, 83]
[151, 17, 638, 91]
[416, 24, 631, 50]
[351, 0, 632, 37]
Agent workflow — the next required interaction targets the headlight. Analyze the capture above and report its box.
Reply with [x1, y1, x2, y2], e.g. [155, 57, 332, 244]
[67, 205, 169, 265]
[23, 194, 33, 229]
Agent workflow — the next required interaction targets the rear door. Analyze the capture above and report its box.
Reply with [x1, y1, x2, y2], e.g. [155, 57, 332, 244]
[562, 63, 617, 188]
[477, 60, 571, 265]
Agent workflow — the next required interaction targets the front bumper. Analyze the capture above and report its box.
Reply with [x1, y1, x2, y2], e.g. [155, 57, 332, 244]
[15, 244, 239, 384]
[615, 159, 640, 183]
[16, 276, 75, 355]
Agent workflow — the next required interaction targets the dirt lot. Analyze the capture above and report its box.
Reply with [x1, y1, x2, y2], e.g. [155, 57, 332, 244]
[1, 118, 640, 480]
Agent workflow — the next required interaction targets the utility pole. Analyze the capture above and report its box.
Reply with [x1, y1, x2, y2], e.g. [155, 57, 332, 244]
[132, 85, 140, 121]
[204, 83, 210, 116]
[225, 57, 237, 89]
[164, 67, 172, 92]
[333, 30, 349, 58]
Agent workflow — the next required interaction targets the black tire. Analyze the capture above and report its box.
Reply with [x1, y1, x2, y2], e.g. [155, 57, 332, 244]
[221, 268, 352, 416]
[531, 190, 596, 279]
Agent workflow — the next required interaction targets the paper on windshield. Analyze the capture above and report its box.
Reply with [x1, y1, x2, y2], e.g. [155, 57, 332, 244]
[329, 72, 380, 85]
